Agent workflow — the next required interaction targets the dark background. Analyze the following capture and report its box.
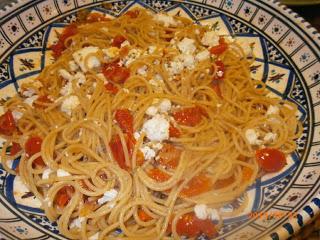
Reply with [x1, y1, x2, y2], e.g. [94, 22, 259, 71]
[290, 4, 320, 31]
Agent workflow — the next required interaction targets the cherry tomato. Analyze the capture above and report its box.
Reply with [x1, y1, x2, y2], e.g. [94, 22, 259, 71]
[54, 186, 74, 207]
[112, 35, 126, 48]
[173, 106, 204, 127]
[176, 212, 217, 238]
[138, 209, 153, 222]
[33, 95, 52, 109]
[158, 144, 181, 169]
[169, 123, 181, 138]
[0, 110, 16, 136]
[102, 62, 130, 84]
[125, 10, 139, 18]
[25, 136, 45, 167]
[51, 24, 78, 58]
[86, 12, 109, 22]
[209, 37, 228, 55]
[115, 109, 133, 134]
[104, 82, 119, 94]
[180, 175, 212, 197]
[148, 168, 170, 182]
[10, 142, 22, 156]
[256, 148, 286, 172]
[109, 135, 127, 170]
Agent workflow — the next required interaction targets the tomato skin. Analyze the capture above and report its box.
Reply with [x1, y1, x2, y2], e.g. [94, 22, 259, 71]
[169, 123, 181, 138]
[102, 63, 130, 84]
[173, 106, 204, 127]
[125, 10, 139, 18]
[112, 35, 126, 48]
[209, 38, 228, 55]
[109, 135, 127, 170]
[10, 142, 22, 156]
[180, 175, 212, 197]
[25, 136, 45, 167]
[0, 110, 16, 136]
[33, 95, 52, 109]
[54, 186, 74, 207]
[176, 212, 217, 238]
[104, 82, 119, 94]
[256, 148, 286, 172]
[158, 144, 181, 169]
[148, 168, 170, 182]
[138, 209, 153, 222]
[115, 109, 133, 134]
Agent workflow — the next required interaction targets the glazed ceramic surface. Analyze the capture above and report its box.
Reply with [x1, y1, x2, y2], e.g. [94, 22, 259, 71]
[0, 1, 320, 239]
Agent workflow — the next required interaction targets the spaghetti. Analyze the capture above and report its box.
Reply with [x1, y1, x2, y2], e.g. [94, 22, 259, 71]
[0, 8, 302, 240]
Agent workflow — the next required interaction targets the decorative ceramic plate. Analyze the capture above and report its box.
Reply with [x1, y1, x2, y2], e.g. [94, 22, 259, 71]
[0, 0, 319, 239]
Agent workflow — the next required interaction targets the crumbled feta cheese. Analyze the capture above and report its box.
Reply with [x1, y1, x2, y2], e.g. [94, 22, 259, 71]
[245, 129, 263, 145]
[147, 46, 156, 54]
[74, 72, 86, 86]
[154, 13, 177, 27]
[70, 217, 85, 229]
[165, 61, 184, 75]
[73, 46, 101, 72]
[207, 208, 220, 221]
[158, 99, 171, 113]
[134, 132, 141, 140]
[69, 60, 79, 72]
[12, 110, 23, 121]
[194, 204, 219, 221]
[97, 189, 118, 205]
[142, 114, 169, 142]
[120, 40, 130, 48]
[22, 88, 36, 97]
[61, 96, 80, 116]
[195, 49, 210, 62]
[102, 47, 120, 59]
[140, 146, 156, 160]
[201, 31, 219, 47]
[24, 95, 38, 107]
[179, 54, 195, 69]
[137, 65, 148, 76]
[60, 81, 73, 96]
[264, 132, 277, 142]
[57, 169, 71, 177]
[151, 142, 163, 151]
[58, 69, 73, 81]
[42, 168, 53, 180]
[177, 38, 196, 54]
[123, 88, 130, 93]
[89, 232, 100, 240]
[146, 106, 158, 116]
[266, 105, 279, 115]
[124, 49, 142, 66]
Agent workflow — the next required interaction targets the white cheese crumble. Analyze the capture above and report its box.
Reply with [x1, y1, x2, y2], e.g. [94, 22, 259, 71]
[120, 40, 130, 48]
[22, 88, 36, 97]
[245, 129, 263, 145]
[24, 95, 38, 107]
[60, 95, 80, 116]
[140, 146, 156, 160]
[134, 132, 141, 140]
[70, 217, 85, 229]
[158, 99, 171, 113]
[69, 60, 79, 72]
[58, 69, 73, 81]
[201, 31, 220, 47]
[146, 106, 158, 116]
[124, 49, 142, 66]
[12, 110, 23, 121]
[154, 13, 177, 27]
[74, 72, 86, 86]
[177, 38, 196, 54]
[264, 132, 277, 142]
[147, 46, 156, 54]
[137, 65, 148, 76]
[57, 169, 71, 177]
[266, 105, 280, 115]
[165, 61, 184, 75]
[195, 49, 210, 62]
[42, 168, 53, 180]
[194, 204, 220, 221]
[179, 54, 195, 69]
[142, 114, 169, 142]
[60, 81, 73, 96]
[97, 189, 118, 205]
[73, 46, 101, 72]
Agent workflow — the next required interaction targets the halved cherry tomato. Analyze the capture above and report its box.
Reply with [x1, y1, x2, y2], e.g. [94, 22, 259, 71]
[169, 123, 181, 138]
[0, 110, 16, 136]
[104, 82, 119, 94]
[25, 136, 45, 167]
[158, 144, 181, 169]
[109, 135, 127, 170]
[209, 37, 228, 55]
[138, 209, 153, 222]
[115, 109, 133, 134]
[86, 12, 109, 22]
[54, 186, 74, 207]
[10, 142, 22, 156]
[102, 62, 130, 84]
[125, 10, 139, 18]
[256, 148, 286, 172]
[180, 175, 212, 197]
[51, 24, 78, 59]
[176, 212, 217, 238]
[213, 176, 234, 189]
[173, 106, 204, 127]
[33, 95, 52, 109]
[112, 35, 126, 48]
[148, 168, 170, 182]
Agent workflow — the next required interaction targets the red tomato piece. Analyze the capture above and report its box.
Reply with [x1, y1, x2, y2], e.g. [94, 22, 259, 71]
[173, 107, 204, 127]
[176, 212, 217, 238]
[33, 95, 52, 109]
[86, 12, 109, 22]
[102, 63, 130, 84]
[54, 186, 74, 207]
[51, 24, 78, 58]
[148, 168, 170, 182]
[115, 109, 133, 134]
[211, 80, 222, 98]
[10, 142, 22, 156]
[158, 144, 182, 169]
[125, 10, 139, 18]
[109, 135, 127, 170]
[25, 136, 45, 167]
[0, 110, 16, 136]
[138, 209, 153, 222]
[169, 123, 181, 138]
[180, 175, 212, 197]
[104, 82, 119, 94]
[256, 148, 286, 172]
[112, 35, 126, 48]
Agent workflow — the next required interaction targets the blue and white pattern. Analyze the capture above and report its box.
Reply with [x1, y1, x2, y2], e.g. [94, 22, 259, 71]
[0, 0, 320, 239]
